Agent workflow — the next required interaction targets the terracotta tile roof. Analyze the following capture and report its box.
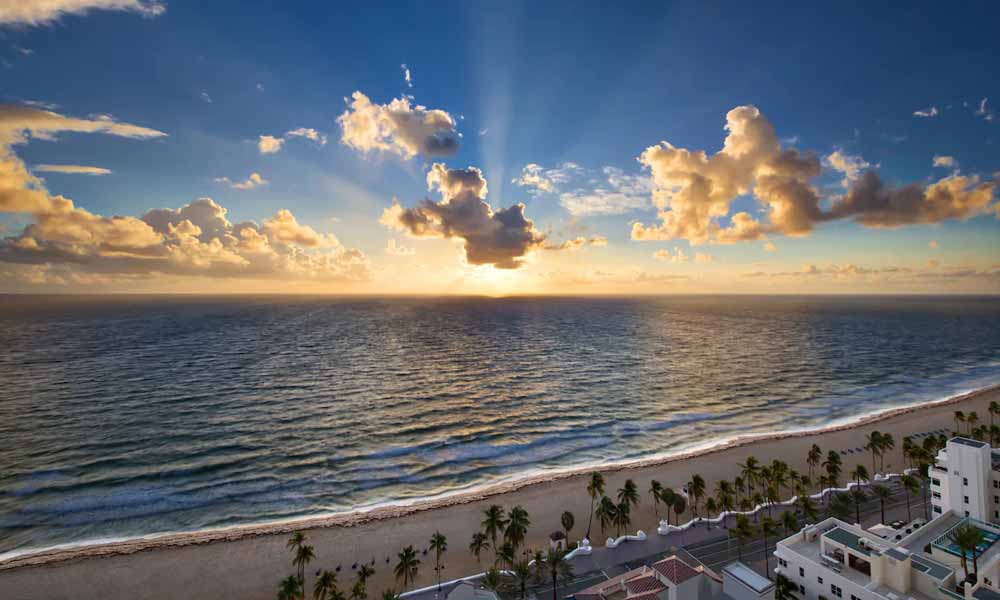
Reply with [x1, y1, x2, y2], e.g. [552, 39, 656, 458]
[652, 556, 700, 585]
[624, 575, 665, 595]
[622, 591, 662, 600]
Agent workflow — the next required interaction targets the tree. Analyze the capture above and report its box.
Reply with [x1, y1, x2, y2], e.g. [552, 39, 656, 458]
[481, 568, 502, 593]
[294, 544, 316, 596]
[430, 531, 447, 596]
[672, 495, 687, 529]
[872, 485, 893, 525]
[504, 506, 531, 551]
[864, 431, 882, 473]
[561, 511, 575, 545]
[279, 575, 303, 600]
[807, 444, 822, 486]
[705, 498, 718, 531]
[878, 433, 895, 472]
[618, 479, 640, 510]
[901, 475, 919, 522]
[775, 573, 800, 600]
[482, 505, 508, 561]
[850, 464, 869, 488]
[495, 542, 515, 570]
[313, 571, 337, 600]
[955, 410, 966, 434]
[950, 523, 985, 582]
[731, 515, 754, 561]
[659, 488, 677, 525]
[649, 480, 663, 518]
[740, 456, 761, 498]
[394, 546, 420, 590]
[850, 488, 867, 524]
[796, 495, 819, 523]
[688, 474, 706, 517]
[469, 532, 489, 563]
[585, 472, 604, 540]
[759, 517, 779, 579]
[595, 496, 616, 538]
[613, 500, 631, 536]
[828, 492, 852, 521]
[381, 591, 399, 600]
[511, 559, 532, 600]
[540, 550, 574, 600]
[968, 412, 981, 435]
[781, 510, 798, 534]
[822, 451, 842, 490]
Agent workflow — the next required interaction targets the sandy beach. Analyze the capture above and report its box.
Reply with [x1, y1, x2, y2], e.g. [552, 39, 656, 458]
[2, 384, 998, 600]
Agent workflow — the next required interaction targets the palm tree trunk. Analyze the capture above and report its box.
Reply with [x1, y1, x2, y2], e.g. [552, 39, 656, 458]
[552, 573, 558, 600]
[905, 491, 912, 522]
[586, 496, 594, 540]
[763, 536, 770, 579]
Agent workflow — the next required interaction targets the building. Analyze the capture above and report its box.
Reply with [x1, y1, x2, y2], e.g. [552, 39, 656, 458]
[573, 554, 771, 600]
[774, 437, 1000, 600]
[445, 581, 500, 600]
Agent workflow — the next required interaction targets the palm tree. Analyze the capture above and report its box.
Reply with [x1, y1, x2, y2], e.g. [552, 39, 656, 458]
[561, 511, 575, 545]
[504, 506, 530, 551]
[850, 464, 869, 488]
[705, 498, 718, 530]
[660, 488, 677, 525]
[864, 431, 882, 473]
[350, 579, 366, 600]
[381, 591, 400, 600]
[823, 451, 842, 490]
[716, 483, 734, 529]
[796, 495, 819, 523]
[671, 495, 687, 529]
[950, 523, 985, 583]
[870, 485, 892, 525]
[850, 488, 867, 524]
[900, 475, 919, 522]
[430, 532, 447, 596]
[595, 496, 616, 538]
[759, 517, 779, 579]
[294, 544, 316, 595]
[355, 565, 374, 600]
[968, 412, 981, 435]
[781, 509, 798, 534]
[649, 480, 663, 518]
[469, 532, 489, 563]
[775, 573, 800, 600]
[878, 433, 895, 472]
[313, 571, 338, 600]
[540, 550, 574, 600]
[731, 515, 754, 561]
[494, 542, 515, 570]
[990, 401, 999, 428]
[279, 575, 303, 600]
[618, 479, 640, 510]
[740, 457, 761, 498]
[585, 472, 604, 540]
[511, 559, 532, 600]
[613, 500, 631, 536]
[828, 492, 852, 520]
[482, 505, 507, 561]
[688, 474, 706, 517]
[481, 568, 502, 593]
[807, 444, 822, 485]
[955, 410, 966, 434]
[394, 545, 420, 590]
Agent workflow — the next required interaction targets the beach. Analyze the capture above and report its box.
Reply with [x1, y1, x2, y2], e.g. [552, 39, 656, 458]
[2, 384, 997, 600]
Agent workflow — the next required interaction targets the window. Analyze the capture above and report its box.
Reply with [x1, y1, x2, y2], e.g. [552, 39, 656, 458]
[933, 492, 942, 499]
[994, 480, 999, 489]
[995, 511, 999, 519]
[799, 567, 805, 577]
[964, 477, 969, 485]
[966, 511, 971, 517]
[965, 496, 971, 504]
[851, 595, 861, 600]
[933, 478, 941, 486]
[934, 505, 943, 514]
[830, 583, 843, 598]
[800, 584, 805, 593]
[995, 496, 999, 504]
[818, 576, 824, 584]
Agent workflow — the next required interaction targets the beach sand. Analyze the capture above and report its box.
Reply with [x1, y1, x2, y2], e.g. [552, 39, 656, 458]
[2, 385, 997, 600]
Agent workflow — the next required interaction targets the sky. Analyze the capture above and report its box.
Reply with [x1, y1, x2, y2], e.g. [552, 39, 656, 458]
[0, 0, 998, 295]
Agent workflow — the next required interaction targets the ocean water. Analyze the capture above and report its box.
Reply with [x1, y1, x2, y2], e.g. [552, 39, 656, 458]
[0, 294, 998, 558]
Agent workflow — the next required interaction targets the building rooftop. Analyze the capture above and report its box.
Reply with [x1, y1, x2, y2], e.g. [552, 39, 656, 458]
[722, 562, 774, 594]
[952, 436, 988, 448]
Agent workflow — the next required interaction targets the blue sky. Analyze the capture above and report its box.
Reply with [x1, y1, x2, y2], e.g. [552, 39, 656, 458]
[0, 0, 997, 293]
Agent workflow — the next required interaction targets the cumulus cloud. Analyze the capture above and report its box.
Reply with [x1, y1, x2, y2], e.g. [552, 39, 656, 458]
[743, 262, 1000, 285]
[913, 106, 939, 118]
[0, 107, 368, 285]
[630, 105, 998, 245]
[512, 163, 557, 193]
[825, 149, 871, 187]
[33, 164, 111, 175]
[0, 0, 164, 26]
[401, 64, 413, 88]
[214, 172, 267, 190]
[653, 247, 689, 262]
[933, 155, 957, 168]
[513, 162, 651, 215]
[544, 235, 607, 251]
[380, 163, 544, 269]
[258, 135, 284, 154]
[337, 91, 460, 159]
[285, 127, 328, 146]
[385, 238, 414, 256]
[257, 127, 327, 155]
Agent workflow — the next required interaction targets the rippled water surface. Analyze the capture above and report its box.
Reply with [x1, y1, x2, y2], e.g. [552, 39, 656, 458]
[1, 295, 998, 556]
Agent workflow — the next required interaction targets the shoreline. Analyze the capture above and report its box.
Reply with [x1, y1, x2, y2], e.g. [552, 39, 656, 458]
[3, 382, 997, 572]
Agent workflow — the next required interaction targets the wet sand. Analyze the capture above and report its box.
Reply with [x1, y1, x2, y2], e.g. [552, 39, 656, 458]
[1, 385, 997, 600]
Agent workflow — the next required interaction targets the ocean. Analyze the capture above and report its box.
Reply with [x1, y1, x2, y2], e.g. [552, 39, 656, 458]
[0, 294, 998, 558]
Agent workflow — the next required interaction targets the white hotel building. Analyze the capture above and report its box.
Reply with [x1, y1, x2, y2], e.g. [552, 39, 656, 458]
[773, 437, 1000, 600]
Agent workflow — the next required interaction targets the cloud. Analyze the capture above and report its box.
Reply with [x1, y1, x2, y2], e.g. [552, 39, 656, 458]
[0, 107, 368, 284]
[589, 234, 608, 247]
[825, 149, 871, 187]
[653, 247, 689, 262]
[337, 91, 460, 159]
[33, 164, 111, 175]
[630, 105, 998, 245]
[694, 252, 713, 263]
[385, 238, 414, 256]
[933, 155, 957, 168]
[913, 106, 939, 118]
[200, 92, 212, 104]
[0, 0, 164, 26]
[742, 262, 1000, 285]
[763, 240, 777, 252]
[512, 163, 557, 193]
[976, 98, 995, 122]
[929, 239, 939, 249]
[544, 235, 607, 251]
[401, 64, 413, 88]
[257, 135, 284, 154]
[214, 172, 267, 190]
[513, 162, 651, 215]
[256, 128, 327, 155]
[380, 163, 544, 269]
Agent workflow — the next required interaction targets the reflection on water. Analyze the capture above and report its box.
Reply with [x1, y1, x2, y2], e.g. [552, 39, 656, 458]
[0, 295, 997, 555]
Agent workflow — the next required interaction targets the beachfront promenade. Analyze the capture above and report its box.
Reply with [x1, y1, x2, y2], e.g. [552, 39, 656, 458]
[403, 474, 928, 600]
